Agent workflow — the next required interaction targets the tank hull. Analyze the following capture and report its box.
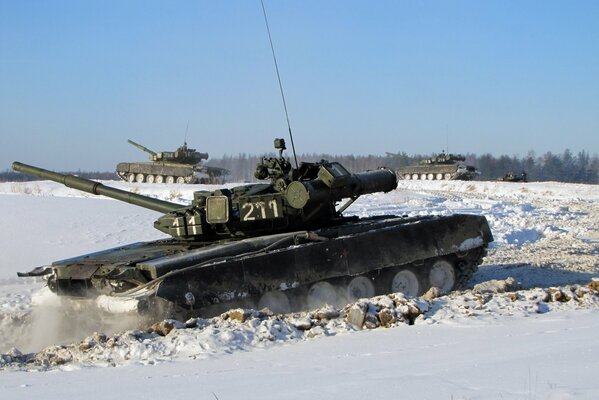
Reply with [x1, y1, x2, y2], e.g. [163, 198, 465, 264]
[116, 162, 228, 184]
[37, 214, 493, 317]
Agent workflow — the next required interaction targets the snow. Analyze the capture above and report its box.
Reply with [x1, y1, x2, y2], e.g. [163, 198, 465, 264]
[1, 311, 598, 399]
[0, 179, 598, 398]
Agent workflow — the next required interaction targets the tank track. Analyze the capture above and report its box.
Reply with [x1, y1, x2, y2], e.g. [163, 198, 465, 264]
[454, 246, 486, 289]
[161, 245, 489, 319]
[46, 246, 488, 322]
[116, 170, 224, 184]
[400, 172, 456, 181]
[116, 170, 195, 184]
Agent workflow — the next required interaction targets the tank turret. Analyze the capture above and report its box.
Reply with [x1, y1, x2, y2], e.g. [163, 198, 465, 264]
[127, 139, 209, 165]
[14, 138, 397, 240]
[420, 151, 466, 165]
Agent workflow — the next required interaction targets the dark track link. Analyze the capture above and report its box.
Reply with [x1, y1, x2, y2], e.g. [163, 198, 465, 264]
[455, 247, 486, 290]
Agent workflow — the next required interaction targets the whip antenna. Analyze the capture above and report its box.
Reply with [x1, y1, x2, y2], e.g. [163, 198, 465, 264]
[184, 120, 189, 146]
[261, 0, 298, 168]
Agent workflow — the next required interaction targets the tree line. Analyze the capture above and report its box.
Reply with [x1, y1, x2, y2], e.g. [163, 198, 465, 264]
[1, 149, 597, 184]
[466, 150, 598, 183]
[206, 149, 599, 184]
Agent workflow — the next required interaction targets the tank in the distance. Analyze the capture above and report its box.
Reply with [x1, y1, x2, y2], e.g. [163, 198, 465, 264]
[116, 139, 229, 184]
[498, 171, 528, 182]
[14, 138, 493, 320]
[396, 151, 479, 181]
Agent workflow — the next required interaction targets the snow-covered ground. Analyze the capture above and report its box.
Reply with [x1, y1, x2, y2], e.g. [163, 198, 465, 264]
[0, 179, 597, 399]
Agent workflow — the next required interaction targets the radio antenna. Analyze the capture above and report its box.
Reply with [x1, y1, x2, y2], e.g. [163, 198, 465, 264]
[261, 0, 298, 168]
[184, 120, 190, 146]
[445, 123, 449, 154]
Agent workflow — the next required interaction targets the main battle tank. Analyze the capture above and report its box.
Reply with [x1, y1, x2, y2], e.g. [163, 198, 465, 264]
[116, 139, 229, 184]
[14, 139, 493, 318]
[498, 171, 528, 182]
[397, 152, 478, 181]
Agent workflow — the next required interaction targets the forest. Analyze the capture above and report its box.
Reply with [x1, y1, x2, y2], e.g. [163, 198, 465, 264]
[1, 149, 597, 184]
[207, 148, 598, 184]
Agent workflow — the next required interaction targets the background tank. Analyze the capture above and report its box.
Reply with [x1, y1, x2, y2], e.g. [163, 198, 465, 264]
[499, 171, 528, 182]
[396, 151, 479, 181]
[13, 138, 492, 319]
[116, 139, 229, 184]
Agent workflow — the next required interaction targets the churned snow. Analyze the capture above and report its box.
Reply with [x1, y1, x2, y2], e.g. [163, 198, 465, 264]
[0, 179, 598, 399]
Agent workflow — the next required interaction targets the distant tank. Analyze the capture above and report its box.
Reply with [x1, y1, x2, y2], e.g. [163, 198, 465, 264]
[116, 139, 229, 184]
[396, 152, 479, 181]
[13, 138, 493, 319]
[499, 171, 527, 182]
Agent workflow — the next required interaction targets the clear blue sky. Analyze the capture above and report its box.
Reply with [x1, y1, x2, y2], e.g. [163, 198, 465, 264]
[1, 0, 598, 171]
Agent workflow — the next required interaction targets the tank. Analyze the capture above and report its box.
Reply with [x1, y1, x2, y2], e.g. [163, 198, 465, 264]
[396, 151, 479, 181]
[499, 171, 527, 182]
[116, 139, 229, 184]
[13, 138, 493, 318]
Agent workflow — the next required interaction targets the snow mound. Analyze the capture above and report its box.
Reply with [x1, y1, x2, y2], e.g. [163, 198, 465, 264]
[504, 228, 543, 245]
[2, 281, 597, 371]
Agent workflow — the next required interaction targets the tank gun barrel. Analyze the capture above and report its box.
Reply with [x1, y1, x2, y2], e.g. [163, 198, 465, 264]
[128, 139, 157, 156]
[12, 162, 183, 214]
[196, 152, 209, 161]
[333, 168, 397, 199]
[284, 165, 397, 210]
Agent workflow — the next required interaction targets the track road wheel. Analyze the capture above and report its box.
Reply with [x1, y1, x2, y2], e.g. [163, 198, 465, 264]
[391, 269, 420, 297]
[436, 173, 443, 180]
[127, 173, 136, 182]
[135, 173, 145, 183]
[347, 276, 375, 302]
[427, 173, 434, 180]
[258, 291, 291, 314]
[444, 173, 452, 180]
[307, 281, 338, 309]
[176, 177, 185, 184]
[155, 175, 164, 184]
[146, 175, 155, 183]
[166, 176, 175, 184]
[429, 259, 456, 294]
[404, 174, 411, 180]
